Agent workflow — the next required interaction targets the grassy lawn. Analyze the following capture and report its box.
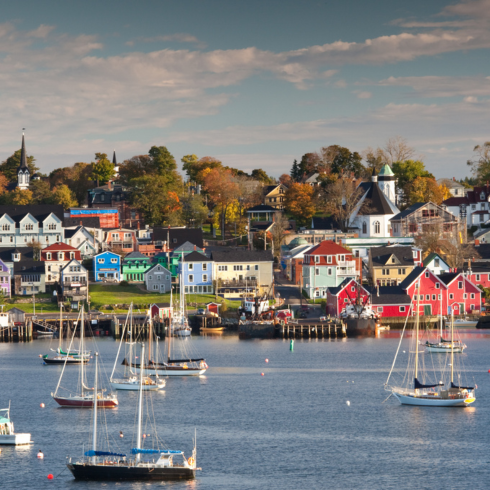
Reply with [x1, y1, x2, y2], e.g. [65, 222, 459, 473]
[2, 303, 61, 313]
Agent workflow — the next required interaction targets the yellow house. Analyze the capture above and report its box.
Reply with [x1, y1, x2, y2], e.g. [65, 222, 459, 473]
[211, 249, 274, 299]
[368, 246, 416, 286]
[264, 184, 287, 210]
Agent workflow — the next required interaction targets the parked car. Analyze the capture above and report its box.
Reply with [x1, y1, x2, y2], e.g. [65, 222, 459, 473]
[197, 308, 206, 315]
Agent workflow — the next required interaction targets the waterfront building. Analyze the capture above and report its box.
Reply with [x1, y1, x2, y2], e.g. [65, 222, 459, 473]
[326, 278, 370, 317]
[439, 272, 481, 315]
[41, 243, 82, 285]
[302, 241, 361, 299]
[12, 250, 46, 295]
[0, 258, 11, 297]
[149, 303, 173, 321]
[121, 252, 152, 282]
[60, 259, 88, 302]
[365, 286, 411, 318]
[178, 251, 213, 294]
[144, 263, 172, 293]
[93, 251, 121, 282]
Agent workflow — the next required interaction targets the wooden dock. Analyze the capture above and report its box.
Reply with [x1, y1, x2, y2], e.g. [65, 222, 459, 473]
[0, 321, 33, 342]
[279, 320, 346, 338]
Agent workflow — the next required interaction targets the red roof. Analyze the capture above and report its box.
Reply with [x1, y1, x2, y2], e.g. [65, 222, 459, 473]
[306, 240, 351, 256]
[42, 243, 78, 252]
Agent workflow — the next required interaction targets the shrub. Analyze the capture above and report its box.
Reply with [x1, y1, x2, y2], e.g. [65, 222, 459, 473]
[120, 280, 129, 287]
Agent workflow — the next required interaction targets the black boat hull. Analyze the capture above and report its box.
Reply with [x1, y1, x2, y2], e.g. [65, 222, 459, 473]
[345, 318, 376, 337]
[67, 462, 195, 481]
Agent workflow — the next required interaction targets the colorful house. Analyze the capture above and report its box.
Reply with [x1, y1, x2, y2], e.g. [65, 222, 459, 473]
[41, 243, 82, 285]
[439, 272, 482, 315]
[422, 253, 450, 275]
[121, 252, 152, 282]
[0, 258, 11, 297]
[145, 263, 172, 293]
[302, 241, 361, 299]
[366, 286, 411, 318]
[178, 251, 213, 294]
[326, 279, 370, 317]
[60, 259, 88, 302]
[104, 228, 138, 254]
[93, 251, 121, 282]
[150, 303, 173, 321]
[369, 246, 417, 287]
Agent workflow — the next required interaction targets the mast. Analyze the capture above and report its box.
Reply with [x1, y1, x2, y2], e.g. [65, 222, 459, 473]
[414, 279, 421, 382]
[81, 306, 84, 396]
[91, 352, 98, 464]
[148, 310, 152, 363]
[129, 303, 133, 370]
[451, 307, 454, 384]
[168, 286, 172, 362]
[135, 343, 145, 462]
[59, 302, 62, 350]
[440, 288, 443, 340]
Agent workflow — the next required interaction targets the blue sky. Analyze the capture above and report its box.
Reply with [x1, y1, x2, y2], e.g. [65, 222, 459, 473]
[1, 0, 489, 178]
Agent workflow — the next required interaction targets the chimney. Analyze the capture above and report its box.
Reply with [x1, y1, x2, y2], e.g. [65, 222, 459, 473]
[475, 239, 480, 247]
[108, 181, 112, 190]
[137, 221, 140, 230]
[453, 177, 455, 181]
[194, 245, 196, 251]
[80, 220, 82, 226]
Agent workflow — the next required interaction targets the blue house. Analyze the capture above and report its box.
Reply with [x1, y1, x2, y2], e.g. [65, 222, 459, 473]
[93, 251, 121, 282]
[178, 251, 213, 294]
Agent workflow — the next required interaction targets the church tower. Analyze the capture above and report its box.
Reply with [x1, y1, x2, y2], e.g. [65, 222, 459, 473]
[112, 150, 119, 178]
[377, 163, 396, 205]
[17, 132, 30, 190]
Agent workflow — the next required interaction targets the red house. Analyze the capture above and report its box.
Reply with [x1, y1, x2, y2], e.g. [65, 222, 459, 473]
[326, 279, 370, 317]
[366, 286, 411, 318]
[41, 243, 82, 284]
[465, 264, 490, 289]
[206, 302, 221, 315]
[439, 272, 481, 315]
[150, 303, 173, 320]
[400, 267, 448, 317]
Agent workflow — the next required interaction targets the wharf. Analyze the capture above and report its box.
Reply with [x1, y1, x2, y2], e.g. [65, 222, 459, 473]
[280, 320, 345, 338]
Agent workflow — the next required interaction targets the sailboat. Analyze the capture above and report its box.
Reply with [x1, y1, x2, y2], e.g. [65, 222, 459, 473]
[52, 306, 118, 408]
[123, 310, 207, 377]
[67, 345, 197, 481]
[385, 284, 476, 407]
[42, 305, 90, 365]
[425, 295, 466, 353]
[172, 265, 191, 337]
[110, 305, 165, 391]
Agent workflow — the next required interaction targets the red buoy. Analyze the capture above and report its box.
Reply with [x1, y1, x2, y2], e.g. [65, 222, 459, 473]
[265, 359, 269, 363]
[47, 474, 53, 480]
[40, 403, 45, 408]
[261, 372, 265, 376]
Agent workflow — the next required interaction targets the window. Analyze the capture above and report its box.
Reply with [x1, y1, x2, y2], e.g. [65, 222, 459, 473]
[315, 268, 320, 276]
[58, 252, 64, 261]
[434, 258, 440, 267]
[2, 224, 10, 231]
[399, 306, 406, 312]
[70, 252, 75, 259]
[124, 233, 131, 239]
[189, 275, 194, 283]
[435, 282, 440, 289]
[432, 295, 436, 301]
[351, 287, 355, 292]
[233, 265, 243, 271]
[327, 255, 332, 264]
[362, 222, 367, 234]
[327, 267, 332, 276]
[153, 285, 159, 290]
[255, 265, 259, 271]
[471, 293, 475, 299]
[374, 221, 380, 234]
[458, 281, 463, 289]
[48, 223, 57, 230]
[148, 275, 152, 280]
[46, 253, 52, 260]
[112, 233, 118, 239]
[414, 295, 417, 300]
[188, 263, 193, 271]
[438, 294, 442, 300]
[449, 293, 454, 300]
[98, 258, 104, 264]
[315, 255, 319, 263]
[391, 257, 395, 264]
[340, 255, 345, 262]
[203, 274, 208, 282]
[218, 265, 228, 271]
[425, 271, 429, 278]
[377, 307, 383, 312]
[25, 223, 33, 231]
[203, 263, 208, 271]
[100, 194, 105, 202]
[470, 304, 475, 310]
[47, 265, 51, 272]
[344, 298, 348, 303]
[111, 258, 118, 264]
[463, 293, 467, 299]
[476, 274, 480, 281]
[426, 294, 430, 300]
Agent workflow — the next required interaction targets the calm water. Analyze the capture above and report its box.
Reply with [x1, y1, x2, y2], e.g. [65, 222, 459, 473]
[1, 332, 490, 490]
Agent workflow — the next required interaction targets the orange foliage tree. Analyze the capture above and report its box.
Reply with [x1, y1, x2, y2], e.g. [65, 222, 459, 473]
[284, 183, 316, 226]
[407, 177, 445, 205]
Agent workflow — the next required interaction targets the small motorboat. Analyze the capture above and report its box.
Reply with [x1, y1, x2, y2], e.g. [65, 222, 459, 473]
[0, 405, 32, 445]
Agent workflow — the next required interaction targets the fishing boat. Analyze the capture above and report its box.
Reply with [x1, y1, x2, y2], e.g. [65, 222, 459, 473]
[67, 345, 197, 481]
[52, 307, 118, 408]
[0, 404, 32, 445]
[42, 305, 90, 365]
[200, 325, 226, 333]
[110, 305, 165, 391]
[385, 286, 476, 407]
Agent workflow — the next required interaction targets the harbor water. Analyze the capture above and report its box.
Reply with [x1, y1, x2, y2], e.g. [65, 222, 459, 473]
[1, 332, 489, 490]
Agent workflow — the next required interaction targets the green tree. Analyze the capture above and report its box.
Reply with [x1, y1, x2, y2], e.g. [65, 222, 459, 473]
[0, 150, 39, 182]
[181, 194, 209, 227]
[30, 179, 53, 204]
[467, 142, 490, 185]
[251, 169, 273, 184]
[52, 185, 78, 208]
[329, 146, 365, 178]
[290, 159, 301, 181]
[149, 146, 177, 174]
[8, 188, 33, 205]
[181, 154, 200, 181]
[91, 153, 115, 185]
[392, 160, 433, 206]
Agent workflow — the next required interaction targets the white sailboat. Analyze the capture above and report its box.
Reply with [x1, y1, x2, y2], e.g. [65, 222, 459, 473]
[0, 403, 32, 446]
[68, 345, 197, 481]
[385, 284, 476, 407]
[172, 262, 191, 337]
[110, 305, 165, 391]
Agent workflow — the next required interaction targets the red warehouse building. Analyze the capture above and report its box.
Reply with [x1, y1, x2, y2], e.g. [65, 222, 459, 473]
[326, 279, 370, 317]
[439, 272, 482, 315]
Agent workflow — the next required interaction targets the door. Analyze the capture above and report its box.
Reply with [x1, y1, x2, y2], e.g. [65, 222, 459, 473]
[423, 304, 432, 316]
[460, 303, 465, 315]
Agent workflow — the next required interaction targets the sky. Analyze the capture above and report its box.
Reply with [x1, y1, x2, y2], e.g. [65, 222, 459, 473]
[1, 0, 490, 179]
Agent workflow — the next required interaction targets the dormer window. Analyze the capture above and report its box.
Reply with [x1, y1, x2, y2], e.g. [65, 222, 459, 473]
[2, 224, 10, 231]
[100, 194, 105, 202]
[46, 252, 52, 260]
[70, 252, 75, 259]
[327, 256, 332, 264]
[12, 253, 20, 262]
[481, 192, 486, 200]
[25, 224, 33, 231]
[58, 252, 64, 261]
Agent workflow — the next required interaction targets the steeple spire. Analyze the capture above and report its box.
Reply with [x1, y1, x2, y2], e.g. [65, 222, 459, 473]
[17, 130, 30, 190]
[20, 131, 28, 170]
[112, 150, 117, 166]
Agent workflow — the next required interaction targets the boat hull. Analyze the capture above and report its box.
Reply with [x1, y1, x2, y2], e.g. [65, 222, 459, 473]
[425, 345, 464, 353]
[53, 396, 118, 408]
[67, 462, 195, 481]
[43, 357, 89, 365]
[134, 366, 206, 377]
[393, 392, 474, 407]
[110, 380, 165, 391]
[0, 433, 32, 445]
[345, 318, 376, 337]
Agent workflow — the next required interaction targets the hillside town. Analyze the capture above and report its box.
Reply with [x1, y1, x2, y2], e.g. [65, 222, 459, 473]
[0, 133, 488, 324]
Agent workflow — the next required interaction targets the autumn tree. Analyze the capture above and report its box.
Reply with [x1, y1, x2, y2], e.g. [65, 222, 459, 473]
[181, 194, 209, 227]
[322, 174, 363, 232]
[284, 183, 316, 227]
[406, 177, 445, 205]
[52, 185, 78, 208]
[119, 155, 154, 184]
[30, 180, 52, 204]
[9, 188, 33, 205]
[392, 160, 434, 206]
[0, 172, 8, 195]
[467, 141, 490, 184]
[203, 168, 239, 240]
[251, 169, 273, 184]
[270, 213, 291, 257]
[384, 136, 417, 164]
[253, 230, 273, 250]
[0, 150, 38, 182]
[91, 153, 115, 185]
[182, 155, 223, 185]
[362, 147, 388, 177]
[279, 174, 292, 186]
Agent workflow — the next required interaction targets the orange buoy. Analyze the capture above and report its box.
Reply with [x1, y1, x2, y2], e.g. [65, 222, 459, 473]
[143, 434, 146, 439]
[40, 403, 45, 408]
[47, 474, 53, 480]
[261, 373, 264, 376]
[37, 450, 44, 459]
[265, 359, 269, 363]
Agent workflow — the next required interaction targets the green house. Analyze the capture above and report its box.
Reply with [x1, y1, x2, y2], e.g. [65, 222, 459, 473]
[121, 252, 152, 282]
[153, 242, 204, 279]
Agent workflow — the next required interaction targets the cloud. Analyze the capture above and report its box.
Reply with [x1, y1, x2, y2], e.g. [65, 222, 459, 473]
[355, 91, 372, 99]
[441, 0, 490, 18]
[144, 33, 207, 49]
[379, 75, 490, 98]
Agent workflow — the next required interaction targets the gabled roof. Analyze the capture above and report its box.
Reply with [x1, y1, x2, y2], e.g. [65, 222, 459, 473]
[442, 196, 468, 206]
[357, 182, 398, 216]
[437, 272, 460, 286]
[327, 278, 362, 296]
[246, 204, 277, 212]
[13, 260, 45, 275]
[151, 302, 171, 308]
[61, 259, 87, 272]
[365, 286, 411, 305]
[211, 249, 273, 263]
[0, 247, 34, 263]
[43, 243, 78, 252]
[305, 240, 351, 256]
[390, 202, 426, 221]
[422, 252, 449, 267]
[0, 205, 64, 223]
[399, 266, 426, 289]
[146, 263, 170, 274]
[123, 252, 149, 261]
[370, 246, 414, 267]
[182, 251, 209, 262]
[173, 241, 204, 253]
[152, 228, 204, 249]
[311, 216, 341, 230]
